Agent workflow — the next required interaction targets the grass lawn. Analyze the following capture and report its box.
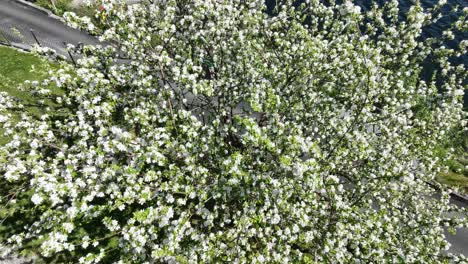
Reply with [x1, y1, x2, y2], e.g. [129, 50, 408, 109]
[437, 171, 468, 194]
[436, 145, 468, 194]
[434, 128, 468, 194]
[0, 46, 55, 91]
[35, 0, 99, 18]
[0, 46, 59, 144]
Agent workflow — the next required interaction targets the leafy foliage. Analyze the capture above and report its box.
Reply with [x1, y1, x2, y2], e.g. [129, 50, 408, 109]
[1, 0, 467, 263]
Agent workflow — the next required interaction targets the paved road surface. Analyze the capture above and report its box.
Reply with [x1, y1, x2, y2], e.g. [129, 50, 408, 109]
[445, 197, 468, 256]
[0, 0, 100, 56]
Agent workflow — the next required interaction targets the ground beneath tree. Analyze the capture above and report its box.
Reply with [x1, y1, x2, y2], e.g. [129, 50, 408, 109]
[70, 0, 86, 8]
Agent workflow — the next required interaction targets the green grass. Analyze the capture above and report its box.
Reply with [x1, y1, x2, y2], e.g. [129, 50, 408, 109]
[0, 46, 59, 144]
[437, 171, 468, 194]
[0, 46, 54, 89]
[35, 0, 99, 18]
[441, 155, 468, 193]
[434, 128, 468, 194]
[35, 0, 73, 15]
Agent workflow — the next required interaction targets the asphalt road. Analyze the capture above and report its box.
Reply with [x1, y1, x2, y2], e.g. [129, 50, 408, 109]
[445, 197, 468, 256]
[0, 0, 467, 260]
[0, 0, 100, 56]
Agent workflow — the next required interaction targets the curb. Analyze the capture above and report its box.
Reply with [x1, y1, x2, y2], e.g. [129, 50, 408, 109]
[0, 42, 32, 52]
[450, 192, 468, 205]
[0, 42, 69, 62]
[14, 0, 63, 21]
[424, 179, 468, 206]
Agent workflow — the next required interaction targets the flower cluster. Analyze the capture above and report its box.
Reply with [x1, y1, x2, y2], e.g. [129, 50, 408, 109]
[0, 0, 467, 263]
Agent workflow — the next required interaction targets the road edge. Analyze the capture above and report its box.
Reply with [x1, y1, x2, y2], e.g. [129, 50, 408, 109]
[424, 179, 468, 206]
[451, 192, 468, 205]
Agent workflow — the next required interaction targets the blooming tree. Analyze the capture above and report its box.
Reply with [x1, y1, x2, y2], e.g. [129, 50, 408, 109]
[1, 0, 467, 263]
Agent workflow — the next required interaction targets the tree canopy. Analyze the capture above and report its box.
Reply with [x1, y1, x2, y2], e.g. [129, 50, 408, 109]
[0, 0, 467, 263]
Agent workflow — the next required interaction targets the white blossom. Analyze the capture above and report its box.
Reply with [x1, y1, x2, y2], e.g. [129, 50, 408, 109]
[31, 193, 43, 205]
[0, 0, 466, 263]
